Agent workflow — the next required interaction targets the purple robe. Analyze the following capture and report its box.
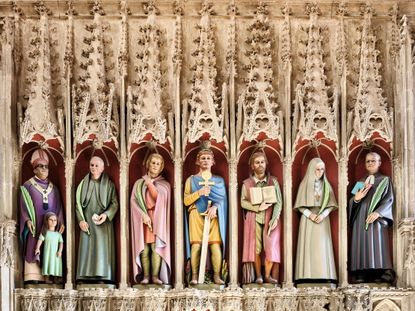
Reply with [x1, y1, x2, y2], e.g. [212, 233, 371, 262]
[20, 177, 64, 264]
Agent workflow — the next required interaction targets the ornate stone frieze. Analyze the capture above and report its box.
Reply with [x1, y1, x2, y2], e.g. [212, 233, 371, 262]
[267, 288, 299, 311]
[127, 1, 169, 147]
[236, 2, 283, 145]
[348, 4, 393, 145]
[0, 220, 16, 269]
[244, 288, 268, 310]
[19, 2, 63, 146]
[221, 287, 243, 311]
[297, 288, 331, 311]
[183, 1, 227, 144]
[72, 0, 119, 148]
[78, 288, 109, 311]
[344, 286, 372, 311]
[293, 3, 338, 146]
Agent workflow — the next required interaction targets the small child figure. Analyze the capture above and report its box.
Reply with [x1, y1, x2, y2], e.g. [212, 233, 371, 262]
[35, 212, 63, 283]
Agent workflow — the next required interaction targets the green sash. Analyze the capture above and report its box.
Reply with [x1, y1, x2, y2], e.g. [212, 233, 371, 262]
[365, 177, 389, 230]
[20, 186, 36, 237]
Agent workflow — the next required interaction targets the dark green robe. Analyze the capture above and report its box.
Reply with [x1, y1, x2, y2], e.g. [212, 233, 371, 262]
[76, 173, 118, 282]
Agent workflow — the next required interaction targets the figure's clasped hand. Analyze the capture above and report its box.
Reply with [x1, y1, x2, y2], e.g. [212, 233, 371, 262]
[95, 213, 107, 225]
[35, 248, 40, 256]
[309, 213, 324, 223]
[198, 186, 211, 197]
[79, 220, 89, 232]
[366, 212, 380, 224]
[259, 202, 271, 211]
[206, 206, 218, 220]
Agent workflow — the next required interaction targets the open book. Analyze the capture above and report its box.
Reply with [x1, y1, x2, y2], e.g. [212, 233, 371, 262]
[250, 186, 277, 205]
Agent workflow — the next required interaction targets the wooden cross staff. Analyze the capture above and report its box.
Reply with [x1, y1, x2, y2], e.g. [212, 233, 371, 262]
[198, 171, 215, 284]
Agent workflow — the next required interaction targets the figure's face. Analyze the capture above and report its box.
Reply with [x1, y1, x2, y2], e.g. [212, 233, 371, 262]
[314, 162, 325, 179]
[148, 157, 163, 178]
[90, 157, 105, 179]
[47, 215, 57, 230]
[198, 153, 214, 171]
[34, 160, 49, 180]
[365, 154, 381, 175]
[251, 155, 267, 177]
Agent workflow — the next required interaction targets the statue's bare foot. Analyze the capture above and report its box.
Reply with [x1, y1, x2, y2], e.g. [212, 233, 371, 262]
[255, 277, 263, 284]
[213, 274, 225, 285]
[264, 276, 278, 284]
[152, 276, 163, 285]
[140, 276, 150, 285]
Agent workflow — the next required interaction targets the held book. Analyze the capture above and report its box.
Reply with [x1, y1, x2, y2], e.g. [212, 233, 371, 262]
[250, 186, 277, 205]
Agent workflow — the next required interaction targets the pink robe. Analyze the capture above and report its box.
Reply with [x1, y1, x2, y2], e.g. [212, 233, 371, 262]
[242, 177, 281, 264]
[131, 176, 171, 283]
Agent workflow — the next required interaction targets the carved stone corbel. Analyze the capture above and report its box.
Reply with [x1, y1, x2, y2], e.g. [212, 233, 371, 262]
[183, 1, 227, 145]
[348, 4, 392, 145]
[236, 2, 283, 146]
[293, 3, 337, 147]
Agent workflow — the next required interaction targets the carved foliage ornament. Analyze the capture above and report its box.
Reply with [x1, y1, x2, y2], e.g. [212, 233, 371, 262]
[348, 5, 393, 145]
[128, 6, 168, 146]
[184, 1, 226, 144]
[20, 8, 63, 146]
[72, 5, 119, 147]
[237, 2, 283, 145]
[293, 3, 338, 146]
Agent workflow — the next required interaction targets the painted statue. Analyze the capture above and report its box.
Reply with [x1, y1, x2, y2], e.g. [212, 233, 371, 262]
[76, 156, 118, 283]
[349, 152, 394, 283]
[20, 149, 65, 283]
[184, 148, 228, 285]
[34, 212, 64, 283]
[241, 151, 282, 284]
[294, 158, 338, 286]
[131, 153, 171, 285]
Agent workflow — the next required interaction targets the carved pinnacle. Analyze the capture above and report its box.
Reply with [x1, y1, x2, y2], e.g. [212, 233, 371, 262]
[335, 2, 348, 17]
[173, 0, 184, 16]
[34, 0, 51, 16]
[144, 0, 160, 16]
[90, 0, 105, 16]
[66, 0, 77, 16]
